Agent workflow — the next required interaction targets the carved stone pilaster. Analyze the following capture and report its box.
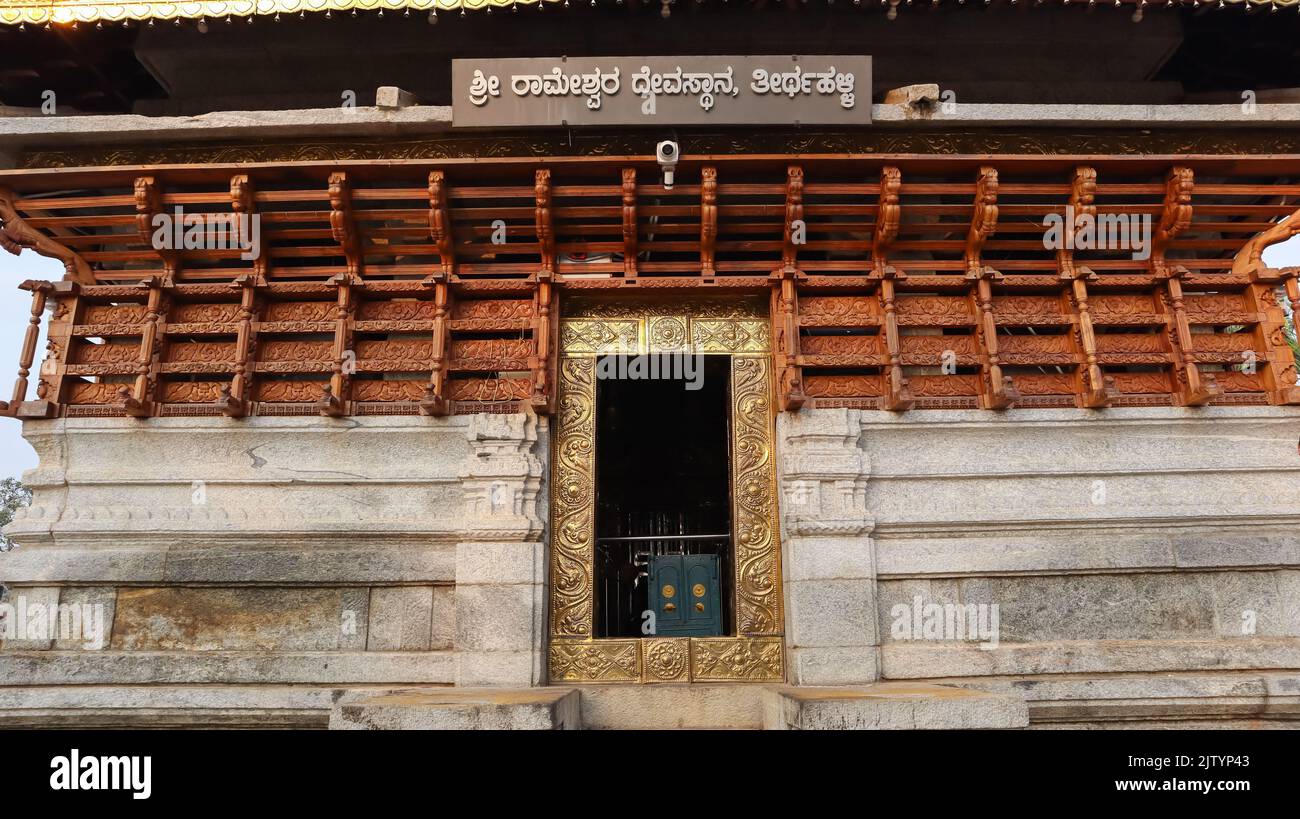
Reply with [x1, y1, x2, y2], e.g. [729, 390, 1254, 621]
[779, 408, 873, 538]
[457, 412, 545, 542]
[455, 412, 548, 687]
[777, 408, 879, 686]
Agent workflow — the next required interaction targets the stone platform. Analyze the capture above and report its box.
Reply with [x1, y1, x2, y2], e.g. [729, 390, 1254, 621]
[325, 684, 1027, 730]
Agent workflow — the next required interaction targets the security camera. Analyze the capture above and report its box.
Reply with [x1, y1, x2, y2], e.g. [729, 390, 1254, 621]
[656, 140, 678, 190]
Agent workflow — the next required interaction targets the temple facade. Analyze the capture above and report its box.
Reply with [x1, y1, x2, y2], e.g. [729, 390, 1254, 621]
[0, 1, 1299, 729]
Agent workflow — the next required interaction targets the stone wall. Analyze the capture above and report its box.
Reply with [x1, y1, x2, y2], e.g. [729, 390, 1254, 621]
[6, 405, 1300, 727]
[0, 413, 548, 726]
[778, 406, 1300, 726]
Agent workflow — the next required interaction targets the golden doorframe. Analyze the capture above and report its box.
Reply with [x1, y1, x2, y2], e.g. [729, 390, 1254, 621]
[547, 297, 785, 684]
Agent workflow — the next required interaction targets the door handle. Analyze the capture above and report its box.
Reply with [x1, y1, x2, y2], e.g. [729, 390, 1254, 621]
[664, 603, 677, 612]
[694, 603, 704, 612]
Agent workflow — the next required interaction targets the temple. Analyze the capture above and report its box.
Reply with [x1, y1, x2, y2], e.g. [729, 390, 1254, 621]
[0, 0, 1299, 729]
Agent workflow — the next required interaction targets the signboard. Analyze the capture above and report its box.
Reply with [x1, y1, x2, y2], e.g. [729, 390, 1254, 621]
[451, 55, 871, 128]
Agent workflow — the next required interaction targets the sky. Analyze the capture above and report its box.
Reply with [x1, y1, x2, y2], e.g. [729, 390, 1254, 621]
[0, 232, 1298, 480]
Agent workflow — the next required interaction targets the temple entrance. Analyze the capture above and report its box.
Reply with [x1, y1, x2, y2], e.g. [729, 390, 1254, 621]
[594, 355, 732, 639]
[548, 298, 786, 684]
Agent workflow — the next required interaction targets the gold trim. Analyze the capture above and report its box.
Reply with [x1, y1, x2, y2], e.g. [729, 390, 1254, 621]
[547, 637, 783, 684]
[547, 297, 784, 683]
[0, 0, 565, 27]
[1, 0, 1291, 26]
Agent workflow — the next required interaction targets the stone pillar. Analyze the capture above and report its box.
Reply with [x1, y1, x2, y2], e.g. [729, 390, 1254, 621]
[454, 413, 548, 687]
[777, 408, 879, 685]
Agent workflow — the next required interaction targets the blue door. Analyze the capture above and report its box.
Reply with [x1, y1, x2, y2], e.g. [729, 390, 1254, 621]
[648, 553, 723, 637]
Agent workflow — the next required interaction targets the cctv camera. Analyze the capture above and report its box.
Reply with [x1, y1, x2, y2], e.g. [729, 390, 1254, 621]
[656, 140, 678, 190]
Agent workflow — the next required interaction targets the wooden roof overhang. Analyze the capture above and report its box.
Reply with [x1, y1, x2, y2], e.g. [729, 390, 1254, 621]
[1, 151, 1297, 418]
[1, 0, 1296, 27]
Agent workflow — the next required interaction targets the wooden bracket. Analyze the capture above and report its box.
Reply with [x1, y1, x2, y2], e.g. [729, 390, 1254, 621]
[964, 166, 999, 276]
[779, 164, 804, 277]
[429, 171, 456, 278]
[328, 171, 362, 279]
[231, 174, 267, 279]
[1232, 204, 1300, 279]
[700, 166, 718, 278]
[134, 177, 179, 280]
[535, 169, 556, 279]
[0, 187, 95, 284]
[1151, 167, 1194, 278]
[317, 383, 345, 418]
[872, 167, 902, 277]
[1057, 167, 1097, 282]
[621, 168, 638, 278]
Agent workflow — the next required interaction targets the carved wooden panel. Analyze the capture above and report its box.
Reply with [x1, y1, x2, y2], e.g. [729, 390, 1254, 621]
[803, 374, 883, 398]
[256, 380, 328, 402]
[162, 382, 225, 403]
[895, 296, 974, 327]
[445, 377, 531, 402]
[799, 296, 880, 328]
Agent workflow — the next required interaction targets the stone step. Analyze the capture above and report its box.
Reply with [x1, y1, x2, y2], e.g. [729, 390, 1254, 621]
[330, 688, 581, 730]
[328, 683, 1026, 729]
[764, 683, 1029, 730]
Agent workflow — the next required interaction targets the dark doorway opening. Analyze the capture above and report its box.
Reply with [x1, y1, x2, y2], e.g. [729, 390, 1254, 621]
[593, 355, 732, 639]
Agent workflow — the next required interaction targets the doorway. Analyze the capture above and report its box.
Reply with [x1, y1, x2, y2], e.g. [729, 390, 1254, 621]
[594, 355, 732, 639]
[548, 298, 785, 684]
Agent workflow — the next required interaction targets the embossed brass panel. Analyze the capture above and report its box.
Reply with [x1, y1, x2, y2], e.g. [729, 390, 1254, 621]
[548, 297, 785, 683]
